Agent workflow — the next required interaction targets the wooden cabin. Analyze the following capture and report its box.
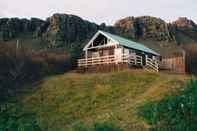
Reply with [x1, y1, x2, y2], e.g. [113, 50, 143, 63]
[78, 30, 161, 72]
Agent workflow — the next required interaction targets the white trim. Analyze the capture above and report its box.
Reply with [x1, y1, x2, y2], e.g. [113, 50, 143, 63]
[83, 31, 100, 51]
[99, 31, 118, 44]
[83, 30, 120, 51]
[87, 44, 116, 50]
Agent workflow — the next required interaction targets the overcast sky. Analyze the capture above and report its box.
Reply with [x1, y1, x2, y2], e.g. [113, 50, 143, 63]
[0, 0, 196, 25]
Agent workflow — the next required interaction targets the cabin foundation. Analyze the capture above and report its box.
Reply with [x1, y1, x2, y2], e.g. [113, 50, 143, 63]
[77, 63, 131, 73]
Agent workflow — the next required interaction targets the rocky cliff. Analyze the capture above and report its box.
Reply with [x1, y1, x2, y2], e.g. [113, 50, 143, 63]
[114, 16, 197, 44]
[0, 18, 45, 41]
[0, 14, 197, 49]
[170, 17, 197, 44]
[44, 14, 99, 47]
[114, 16, 173, 42]
[0, 14, 99, 48]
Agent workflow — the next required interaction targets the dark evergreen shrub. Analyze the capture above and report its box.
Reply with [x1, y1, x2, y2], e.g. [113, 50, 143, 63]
[138, 80, 197, 131]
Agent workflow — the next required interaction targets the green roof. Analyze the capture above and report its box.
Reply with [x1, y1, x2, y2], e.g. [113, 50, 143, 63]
[100, 31, 160, 56]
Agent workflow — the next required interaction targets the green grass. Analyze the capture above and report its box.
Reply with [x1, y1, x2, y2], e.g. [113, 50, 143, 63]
[5, 70, 189, 131]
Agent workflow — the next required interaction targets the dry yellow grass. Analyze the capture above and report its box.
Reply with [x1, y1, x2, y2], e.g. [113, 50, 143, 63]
[11, 70, 190, 131]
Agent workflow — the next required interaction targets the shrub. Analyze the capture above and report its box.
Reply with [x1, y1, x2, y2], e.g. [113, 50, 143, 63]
[31, 50, 72, 74]
[70, 122, 123, 131]
[91, 123, 123, 131]
[138, 79, 197, 131]
[0, 105, 42, 131]
[0, 45, 72, 104]
[70, 122, 88, 131]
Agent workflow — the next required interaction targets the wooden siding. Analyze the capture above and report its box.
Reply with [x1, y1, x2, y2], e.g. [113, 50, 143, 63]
[88, 46, 115, 58]
[160, 55, 186, 74]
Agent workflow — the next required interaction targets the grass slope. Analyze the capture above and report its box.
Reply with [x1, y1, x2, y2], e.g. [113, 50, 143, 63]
[8, 70, 189, 131]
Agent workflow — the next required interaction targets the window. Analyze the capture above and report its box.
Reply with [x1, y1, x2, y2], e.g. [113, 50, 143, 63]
[92, 52, 99, 58]
[129, 49, 135, 54]
[152, 56, 157, 60]
[124, 48, 129, 55]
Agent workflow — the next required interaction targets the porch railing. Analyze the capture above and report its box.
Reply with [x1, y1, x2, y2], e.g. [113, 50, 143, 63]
[78, 55, 116, 66]
[145, 57, 159, 72]
[78, 54, 159, 72]
[128, 55, 143, 66]
[78, 54, 143, 67]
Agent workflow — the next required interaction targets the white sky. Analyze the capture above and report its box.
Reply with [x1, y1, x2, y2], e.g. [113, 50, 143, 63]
[0, 0, 196, 25]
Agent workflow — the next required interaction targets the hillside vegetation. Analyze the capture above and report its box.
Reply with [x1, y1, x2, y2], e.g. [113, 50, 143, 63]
[138, 79, 197, 131]
[2, 70, 189, 131]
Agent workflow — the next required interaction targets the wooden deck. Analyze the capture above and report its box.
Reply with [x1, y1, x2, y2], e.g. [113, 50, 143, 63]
[77, 54, 160, 73]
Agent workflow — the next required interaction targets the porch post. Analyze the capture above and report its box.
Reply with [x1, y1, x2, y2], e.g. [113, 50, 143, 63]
[135, 54, 137, 65]
[145, 55, 148, 66]
[115, 44, 118, 64]
[85, 50, 88, 66]
[121, 47, 123, 63]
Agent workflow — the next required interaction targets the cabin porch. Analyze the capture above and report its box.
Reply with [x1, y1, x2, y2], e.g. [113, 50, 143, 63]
[77, 48, 159, 72]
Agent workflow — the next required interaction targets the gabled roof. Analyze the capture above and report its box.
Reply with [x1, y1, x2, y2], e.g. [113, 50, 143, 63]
[84, 30, 160, 56]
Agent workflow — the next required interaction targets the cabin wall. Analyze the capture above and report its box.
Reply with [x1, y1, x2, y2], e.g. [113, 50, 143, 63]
[123, 47, 160, 66]
[88, 46, 115, 58]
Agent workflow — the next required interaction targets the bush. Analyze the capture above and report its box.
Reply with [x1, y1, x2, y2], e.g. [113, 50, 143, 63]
[31, 50, 72, 74]
[138, 79, 197, 131]
[0, 105, 42, 131]
[0, 45, 72, 104]
[91, 123, 123, 131]
[71, 122, 123, 131]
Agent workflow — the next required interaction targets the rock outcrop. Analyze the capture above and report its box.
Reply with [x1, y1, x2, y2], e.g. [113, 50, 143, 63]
[44, 14, 99, 47]
[170, 17, 197, 43]
[115, 16, 173, 42]
[114, 17, 137, 38]
[0, 14, 99, 48]
[0, 14, 197, 48]
[172, 17, 197, 29]
[115, 16, 197, 44]
[0, 18, 45, 41]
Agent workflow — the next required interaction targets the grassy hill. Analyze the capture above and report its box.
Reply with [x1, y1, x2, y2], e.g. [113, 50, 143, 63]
[5, 70, 189, 131]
